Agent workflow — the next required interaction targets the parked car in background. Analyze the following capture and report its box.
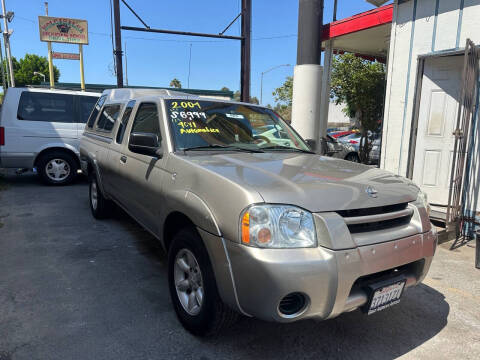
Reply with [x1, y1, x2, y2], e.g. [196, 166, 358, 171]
[0, 87, 99, 185]
[325, 134, 360, 162]
[339, 132, 380, 165]
[80, 88, 436, 336]
[329, 130, 358, 139]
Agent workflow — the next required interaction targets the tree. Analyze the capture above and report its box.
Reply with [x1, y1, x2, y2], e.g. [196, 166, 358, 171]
[330, 53, 386, 163]
[3, 54, 60, 87]
[169, 78, 182, 88]
[220, 86, 230, 92]
[271, 76, 294, 122]
[272, 76, 293, 106]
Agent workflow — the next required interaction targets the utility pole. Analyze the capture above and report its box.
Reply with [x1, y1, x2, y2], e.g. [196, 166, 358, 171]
[44, 2, 55, 88]
[1, 0, 14, 87]
[124, 41, 128, 86]
[0, 20, 7, 91]
[240, 0, 251, 102]
[113, 0, 123, 87]
[291, 0, 324, 151]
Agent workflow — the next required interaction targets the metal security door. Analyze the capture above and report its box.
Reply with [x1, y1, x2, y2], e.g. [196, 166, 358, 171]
[446, 40, 480, 230]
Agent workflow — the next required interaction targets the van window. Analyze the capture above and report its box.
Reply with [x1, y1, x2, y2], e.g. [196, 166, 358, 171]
[87, 95, 106, 128]
[116, 100, 135, 144]
[96, 104, 121, 133]
[78, 96, 100, 123]
[17, 92, 74, 123]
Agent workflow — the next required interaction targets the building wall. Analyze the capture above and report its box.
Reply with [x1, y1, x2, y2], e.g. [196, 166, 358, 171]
[327, 102, 353, 128]
[381, 0, 480, 175]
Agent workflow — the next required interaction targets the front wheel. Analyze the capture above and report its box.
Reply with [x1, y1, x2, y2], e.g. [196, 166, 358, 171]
[168, 228, 238, 336]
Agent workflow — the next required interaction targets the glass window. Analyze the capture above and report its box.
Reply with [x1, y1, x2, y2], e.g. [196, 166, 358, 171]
[17, 91, 74, 123]
[87, 95, 106, 128]
[116, 100, 135, 144]
[165, 99, 309, 152]
[78, 96, 100, 123]
[96, 104, 121, 133]
[130, 103, 161, 138]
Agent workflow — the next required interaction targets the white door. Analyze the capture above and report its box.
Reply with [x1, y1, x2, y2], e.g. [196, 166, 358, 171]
[412, 55, 464, 206]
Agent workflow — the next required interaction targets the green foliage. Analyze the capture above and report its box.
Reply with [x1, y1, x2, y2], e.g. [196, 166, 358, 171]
[4, 54, 60, 87]
[272, 76, 293, 106]
[169, 78, 182, 88]
[231, 90, 258, 104]
[330, 53, 386, 162]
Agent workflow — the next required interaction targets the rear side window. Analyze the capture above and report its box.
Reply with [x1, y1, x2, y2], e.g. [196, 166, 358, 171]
[78, 96, 99, 123]
[17, 92, 74, 123]
[96, 104, 121, 133]
[116, 100, 135, 144]
[130, 103, 161, 138]
[87, 95, 106, 128]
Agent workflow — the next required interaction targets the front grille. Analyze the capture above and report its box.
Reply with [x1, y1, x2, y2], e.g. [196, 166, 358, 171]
[346, 214, 412, 233]
[337, 202, 408, 218]
[336, 202, 413, 234]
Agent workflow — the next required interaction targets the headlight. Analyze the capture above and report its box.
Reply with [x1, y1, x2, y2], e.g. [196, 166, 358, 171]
[417, 190, 431, 217]
[240, 205, 317, 248]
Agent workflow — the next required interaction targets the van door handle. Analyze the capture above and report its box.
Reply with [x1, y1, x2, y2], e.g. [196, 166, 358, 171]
[120, 155, 127, 163]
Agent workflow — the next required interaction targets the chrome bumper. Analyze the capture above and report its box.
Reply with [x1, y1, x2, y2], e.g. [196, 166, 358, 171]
[211, 229, 437, 322]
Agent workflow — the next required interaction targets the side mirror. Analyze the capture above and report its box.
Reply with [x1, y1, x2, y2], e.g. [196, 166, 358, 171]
[129, 132, 163, 158]
[305, 138, 316, 151]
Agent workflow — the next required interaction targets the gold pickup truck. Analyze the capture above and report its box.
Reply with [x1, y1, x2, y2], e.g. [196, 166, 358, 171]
[80, 89, 437, 336]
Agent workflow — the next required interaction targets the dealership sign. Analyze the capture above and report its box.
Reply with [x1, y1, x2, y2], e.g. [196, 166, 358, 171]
[38, 16, 88, 45]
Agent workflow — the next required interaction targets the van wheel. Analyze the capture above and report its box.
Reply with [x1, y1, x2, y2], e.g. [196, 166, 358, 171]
[37, 151, 78, 185]
[89, 173, 111, 219]
[168, 228, 238, 336]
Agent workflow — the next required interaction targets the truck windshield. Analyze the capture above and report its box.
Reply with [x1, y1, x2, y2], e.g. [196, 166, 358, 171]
[165, 99, 310, 152]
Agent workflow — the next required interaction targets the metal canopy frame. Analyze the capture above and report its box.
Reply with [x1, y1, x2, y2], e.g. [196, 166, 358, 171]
[112, 0, 251, 102]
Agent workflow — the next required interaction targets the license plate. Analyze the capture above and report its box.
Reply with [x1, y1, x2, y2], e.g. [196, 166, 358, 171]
[367, 280, 406, 315]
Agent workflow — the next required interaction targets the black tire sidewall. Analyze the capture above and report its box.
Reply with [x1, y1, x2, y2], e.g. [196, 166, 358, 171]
[89, 173, 109, 219]
[167, 228, 218, 335]
[37, 151, 78, 185]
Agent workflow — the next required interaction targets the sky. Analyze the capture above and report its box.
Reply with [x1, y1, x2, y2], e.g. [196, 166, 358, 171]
[8, 0, 382, 105]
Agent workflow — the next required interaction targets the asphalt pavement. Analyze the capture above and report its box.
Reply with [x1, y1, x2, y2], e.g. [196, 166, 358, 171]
[0, 170, 479, 360]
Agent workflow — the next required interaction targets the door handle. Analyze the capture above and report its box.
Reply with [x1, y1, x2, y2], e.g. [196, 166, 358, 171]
[120, 155, 127, 163]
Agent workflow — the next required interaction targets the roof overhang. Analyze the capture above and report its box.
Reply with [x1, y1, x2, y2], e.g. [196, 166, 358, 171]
[321, 4, 393, 61]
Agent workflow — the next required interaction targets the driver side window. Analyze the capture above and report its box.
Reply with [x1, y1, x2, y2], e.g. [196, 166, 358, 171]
[130, 102, 161, 140]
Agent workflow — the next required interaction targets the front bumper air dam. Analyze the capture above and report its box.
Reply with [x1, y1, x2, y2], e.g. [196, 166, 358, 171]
[224, 229, 437, 323]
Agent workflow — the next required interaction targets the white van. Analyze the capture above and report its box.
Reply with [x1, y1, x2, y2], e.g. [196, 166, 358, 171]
[0, 87, 99, 185]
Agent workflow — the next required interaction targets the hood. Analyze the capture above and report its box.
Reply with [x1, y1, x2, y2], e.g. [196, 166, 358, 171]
[185, 152, 419, 212]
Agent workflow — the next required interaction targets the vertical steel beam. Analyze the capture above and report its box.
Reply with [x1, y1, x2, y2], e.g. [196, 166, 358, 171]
[240, 0, 251, 102]
[113, 0, 124, 88]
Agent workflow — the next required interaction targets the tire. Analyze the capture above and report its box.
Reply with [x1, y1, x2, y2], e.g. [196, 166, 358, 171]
[168, 228, 238, 336]
[345, 152, 360, 163]
[37, 150, 78, 185]
[89, 173, 111, 219]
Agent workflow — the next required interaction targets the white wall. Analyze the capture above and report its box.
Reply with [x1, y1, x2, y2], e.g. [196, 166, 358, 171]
[381, 0, 480, 175]
[327, 102, 353, 127]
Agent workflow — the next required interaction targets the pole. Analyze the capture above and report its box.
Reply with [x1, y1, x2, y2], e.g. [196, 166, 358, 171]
[79, 44, 85, 91]
[240, 0, 251, 102]
[124, 41, 128, 86]
[113, 0, 124, 87]
[187, 43, 192, 88]
[0, 21, 6, 91]
[44, 2, 54, 89]
[260, 72, 263, 104]
[291, 0, 324, 151]
[1, 0, 14, 87]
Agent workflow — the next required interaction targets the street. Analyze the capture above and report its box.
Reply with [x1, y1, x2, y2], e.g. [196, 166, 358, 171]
[0, 171, 479, 360]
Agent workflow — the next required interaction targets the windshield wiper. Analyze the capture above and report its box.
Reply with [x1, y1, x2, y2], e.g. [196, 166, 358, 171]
[182, 144, 264, 153]
[260, 144, 315, 154]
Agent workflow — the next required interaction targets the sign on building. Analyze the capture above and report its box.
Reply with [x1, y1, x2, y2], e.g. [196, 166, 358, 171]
[38, 16, 88, 45]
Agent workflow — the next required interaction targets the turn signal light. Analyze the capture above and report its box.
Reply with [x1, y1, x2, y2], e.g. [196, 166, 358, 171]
[0, 127, 4, 146]
[241, 212, 250, 244]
